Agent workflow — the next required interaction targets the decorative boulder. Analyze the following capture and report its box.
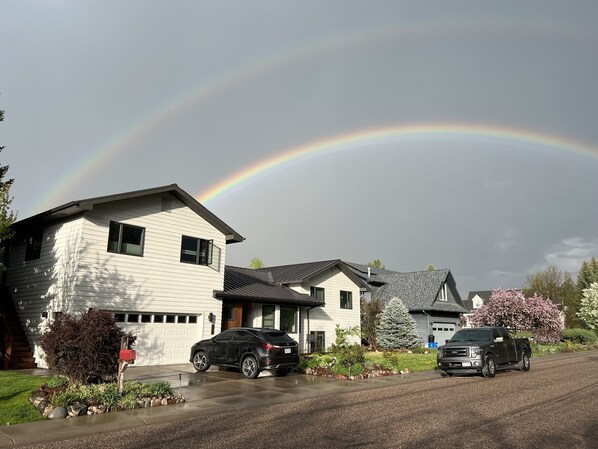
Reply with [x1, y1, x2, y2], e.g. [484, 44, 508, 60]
[48, 407, 68, 420]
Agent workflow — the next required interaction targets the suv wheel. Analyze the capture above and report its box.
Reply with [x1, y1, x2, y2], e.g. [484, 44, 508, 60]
[241, 355, 260, 379]
[192, 351, 210, 372]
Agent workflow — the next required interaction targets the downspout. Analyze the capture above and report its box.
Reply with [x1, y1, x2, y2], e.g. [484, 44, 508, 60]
[422, 309, 432, 345]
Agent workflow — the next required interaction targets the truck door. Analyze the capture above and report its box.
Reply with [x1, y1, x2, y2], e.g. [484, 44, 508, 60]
[499, 328, 517, 363]
[491, 328, 508, 365]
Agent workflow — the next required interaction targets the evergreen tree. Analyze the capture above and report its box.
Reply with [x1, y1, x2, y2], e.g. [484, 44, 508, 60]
[561, 273, 578, 327]
[376, 297, 419, 350]
[0, 107, 16, 249]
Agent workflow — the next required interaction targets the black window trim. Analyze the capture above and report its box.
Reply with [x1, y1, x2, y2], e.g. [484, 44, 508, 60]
[340, 290, 353, 310]
[180, 235, 214, 266]
[107, 221, 145, 257]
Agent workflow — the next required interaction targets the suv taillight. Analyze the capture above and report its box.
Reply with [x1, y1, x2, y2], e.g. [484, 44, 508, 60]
[262, 342, 280, 351]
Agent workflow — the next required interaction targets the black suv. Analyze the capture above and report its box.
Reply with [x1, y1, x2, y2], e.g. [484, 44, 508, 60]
[189, 327, 299, 379]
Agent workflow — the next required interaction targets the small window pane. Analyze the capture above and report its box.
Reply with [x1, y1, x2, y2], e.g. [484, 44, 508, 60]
[262, 305, 275, 328]
[154, 315, 164, 323]
[188, 315, 197, 324]
[141, 314, 152, 323]
[114, 313, 125, 322]
[25, 229, 43, 261]
[166, 315, 175, 323]
[121, 226, 143, 255]
[340, 291, 352, 309]
[177, 316, 187, 324]
[180, 236, 198, 263]
[127, 314, 139, 323]
[310, 287, 325, 301]
[280, 306, 297, 333]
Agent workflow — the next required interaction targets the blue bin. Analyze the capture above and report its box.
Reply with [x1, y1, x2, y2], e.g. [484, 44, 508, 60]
[428, 342, 438, 349]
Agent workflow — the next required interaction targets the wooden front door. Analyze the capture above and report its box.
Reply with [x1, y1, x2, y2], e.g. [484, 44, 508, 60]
[221, 302, 243, 331]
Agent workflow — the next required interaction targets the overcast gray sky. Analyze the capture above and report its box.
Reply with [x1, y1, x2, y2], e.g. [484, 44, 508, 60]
[2, 1, 598, 296]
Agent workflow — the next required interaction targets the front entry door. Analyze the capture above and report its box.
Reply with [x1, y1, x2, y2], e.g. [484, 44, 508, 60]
[222, 302, 243, 331]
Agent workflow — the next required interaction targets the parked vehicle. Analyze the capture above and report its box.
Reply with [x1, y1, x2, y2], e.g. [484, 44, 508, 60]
[190, 327, 299, 379]
[437, 327, 531, 378]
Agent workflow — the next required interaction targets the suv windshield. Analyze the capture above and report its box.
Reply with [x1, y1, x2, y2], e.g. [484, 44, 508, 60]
[450, 329, 491, 342]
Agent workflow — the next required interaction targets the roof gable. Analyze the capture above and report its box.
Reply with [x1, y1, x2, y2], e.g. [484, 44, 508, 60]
[258, 260, 368, 290]
[13, 184, 244, 244]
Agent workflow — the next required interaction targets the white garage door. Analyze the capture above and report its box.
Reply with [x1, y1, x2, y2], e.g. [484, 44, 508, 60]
[432, 323, 456, 345]
[114, 312, 203, 366]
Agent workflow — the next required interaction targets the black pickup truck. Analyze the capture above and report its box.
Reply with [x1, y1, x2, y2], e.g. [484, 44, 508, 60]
[437, 327, 532, 378]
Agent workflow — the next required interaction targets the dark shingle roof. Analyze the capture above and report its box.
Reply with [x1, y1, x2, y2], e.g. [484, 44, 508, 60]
[345, 262, 469, 314]
[216, 266, 323, 306]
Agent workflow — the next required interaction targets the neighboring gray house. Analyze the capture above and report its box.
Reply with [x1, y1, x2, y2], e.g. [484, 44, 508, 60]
[345, 262, 469, 345]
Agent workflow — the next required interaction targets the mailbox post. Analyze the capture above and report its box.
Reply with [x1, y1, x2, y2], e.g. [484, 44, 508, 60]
[117, 336, 136, 394]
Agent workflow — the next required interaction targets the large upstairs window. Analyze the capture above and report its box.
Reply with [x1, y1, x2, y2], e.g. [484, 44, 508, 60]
[180, 235, 213, 266]
[107, 222, 144, 256]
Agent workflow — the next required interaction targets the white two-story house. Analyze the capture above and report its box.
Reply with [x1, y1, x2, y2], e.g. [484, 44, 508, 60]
[1, 184, 244, 367]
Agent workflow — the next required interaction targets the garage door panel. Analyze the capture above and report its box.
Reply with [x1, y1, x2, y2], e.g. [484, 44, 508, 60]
[116, 313, 202, 365]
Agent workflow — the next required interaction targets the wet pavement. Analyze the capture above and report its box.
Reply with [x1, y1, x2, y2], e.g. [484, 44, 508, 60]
[0, 364, 439, 448]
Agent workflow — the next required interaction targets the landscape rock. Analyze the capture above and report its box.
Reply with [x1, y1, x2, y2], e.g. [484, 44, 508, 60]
[48, 407, 68, 420]
[68, 402, 88, 417]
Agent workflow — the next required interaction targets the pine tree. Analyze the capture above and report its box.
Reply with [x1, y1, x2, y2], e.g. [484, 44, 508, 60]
[0, 107, 16, 247]
[376, 297, 419, 350]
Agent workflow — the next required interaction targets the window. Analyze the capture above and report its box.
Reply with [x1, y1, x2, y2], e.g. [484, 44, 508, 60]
[438, 283, 448, 301]
[310, 286, 325, 301]
[340, 290, 353, 309]
[25, 229, 43, 261]
[280, 306, 297, 333]
[309, 331, 325, 353]
[262, 305, 275, 328]
[108, 222, 144, 256]
[180, 236, 213, 265]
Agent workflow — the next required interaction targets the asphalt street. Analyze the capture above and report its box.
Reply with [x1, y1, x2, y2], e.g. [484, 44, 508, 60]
[21, 351, 598, 449]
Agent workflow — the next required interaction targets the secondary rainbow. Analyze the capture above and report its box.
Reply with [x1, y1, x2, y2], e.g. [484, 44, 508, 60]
[197, 123, 598, 204]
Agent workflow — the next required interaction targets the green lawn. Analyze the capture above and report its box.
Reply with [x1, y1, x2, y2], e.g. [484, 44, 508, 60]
[0, 371, 50, 426]
[365, 350, 439, 373]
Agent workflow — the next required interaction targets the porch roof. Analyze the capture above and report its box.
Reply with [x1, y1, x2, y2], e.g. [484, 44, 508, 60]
[215, 266, 324, 307]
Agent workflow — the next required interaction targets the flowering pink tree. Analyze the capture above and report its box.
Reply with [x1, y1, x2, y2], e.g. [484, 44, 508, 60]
[471, 289, 564, 343]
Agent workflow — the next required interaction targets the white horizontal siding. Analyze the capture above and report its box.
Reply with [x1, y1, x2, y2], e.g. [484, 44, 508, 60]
[290, 266, 362, 351]
[6, 193, 232, 366]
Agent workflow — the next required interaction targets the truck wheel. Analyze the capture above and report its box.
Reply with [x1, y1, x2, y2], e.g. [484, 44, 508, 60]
[482, 355, 496, 378]
[440, 370, 453, 378]
[518, 350, 530, 372]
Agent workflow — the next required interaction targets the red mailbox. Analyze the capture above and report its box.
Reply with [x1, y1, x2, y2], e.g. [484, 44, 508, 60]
[119, 349, 136, 363]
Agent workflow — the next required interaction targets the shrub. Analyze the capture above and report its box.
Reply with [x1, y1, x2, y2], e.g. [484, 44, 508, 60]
[144, 380, 174, 397]
[376, 297, 419, 350]
[38, 309, 135, 385]
[561, 328, 598, 345]
[46, 376, 69, 389]
[329, 325, 361, 351]
[578, 282, 598, 330]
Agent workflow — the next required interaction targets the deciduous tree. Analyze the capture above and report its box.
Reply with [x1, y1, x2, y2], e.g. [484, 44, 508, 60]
[522, 265, 565, 306]
[247, 257, 265, 269]
[472, 289, 563, 343]
[577, 282, 598, 330]
[367, 259, 385, 269]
